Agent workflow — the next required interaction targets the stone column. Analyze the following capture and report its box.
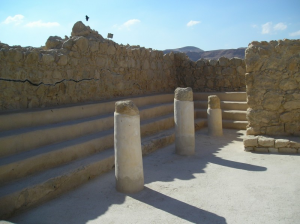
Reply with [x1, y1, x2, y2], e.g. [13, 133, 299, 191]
[174, 87, 195, 155]
[207, 95, 223, 136]
[114, 100, 144, 193]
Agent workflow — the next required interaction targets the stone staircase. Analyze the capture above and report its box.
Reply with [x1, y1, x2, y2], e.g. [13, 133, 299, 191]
[0, 92, 247, 219]
[194, 92, 248, 130]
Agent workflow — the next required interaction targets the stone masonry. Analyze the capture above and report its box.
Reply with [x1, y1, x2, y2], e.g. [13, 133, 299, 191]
[0, 21, 245, 111]
[245, 39, 300, 136]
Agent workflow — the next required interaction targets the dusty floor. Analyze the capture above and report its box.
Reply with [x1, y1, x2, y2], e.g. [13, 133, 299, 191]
[6, 128, 300, 224]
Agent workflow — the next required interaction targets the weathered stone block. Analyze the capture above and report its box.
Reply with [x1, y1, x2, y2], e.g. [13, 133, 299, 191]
[57, 55, 68, 66]
[275, 139, 290, 148]
[290, 141, 300, 148]
[268, 148, 279, 153]
[244, 147, 254, 152]
[283, 101, 300, 110]
[74, 37, 88, 52]
[285, 123, 300, 135]
[278, 148, 297, 154]
[258, 137, 274, 147]
[255, 147, 269, 153]
[279, 78, 298, 91]
[42, 54, 54, 64]
[262, 91, 283, 111]
[266, 125, 285, 135]
[45, 36, 63, 49]
[243, 135, 258, 147]
[218, 57, 229, 67]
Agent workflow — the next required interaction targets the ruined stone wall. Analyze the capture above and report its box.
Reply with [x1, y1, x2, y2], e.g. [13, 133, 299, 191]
[0, 21, 246, 112]
[0, 22, 176, 111]
[245, 39, 300, 136]
[174, 53, 246, 92]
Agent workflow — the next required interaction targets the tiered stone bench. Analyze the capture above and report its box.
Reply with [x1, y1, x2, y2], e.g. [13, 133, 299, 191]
[244, 135, 300, 153]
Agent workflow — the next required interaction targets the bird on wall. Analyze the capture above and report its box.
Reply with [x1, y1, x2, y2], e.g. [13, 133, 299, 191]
[86, 15, 89, 21]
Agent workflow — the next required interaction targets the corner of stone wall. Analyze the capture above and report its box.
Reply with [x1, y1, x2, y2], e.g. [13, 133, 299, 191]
[245, 39, 300, 136]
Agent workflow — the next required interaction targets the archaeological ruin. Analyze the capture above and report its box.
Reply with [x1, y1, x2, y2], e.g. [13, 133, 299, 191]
[0, 21, 299, 219]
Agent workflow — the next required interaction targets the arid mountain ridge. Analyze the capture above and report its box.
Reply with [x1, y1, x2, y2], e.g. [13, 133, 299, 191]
[163, 46, 246, 61]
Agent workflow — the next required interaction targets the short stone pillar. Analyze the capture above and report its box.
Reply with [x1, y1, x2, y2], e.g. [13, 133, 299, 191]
[174, 87, 195, 155]
[114, 100, 144, 193]
[207, 95, 223, 136]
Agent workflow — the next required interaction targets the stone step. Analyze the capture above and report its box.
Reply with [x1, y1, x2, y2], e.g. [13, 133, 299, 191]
[0, 127, 176, 219]
[222, 110, 247, 121]
[0, 113, 174, 185]
[195, 109, 247, 121]
[0, 102, 174, 158]
[194, 92, 246, 101]
[0, 93, 174, 132]
[194, 100, 248, 110]
[222, 120, 248, 130]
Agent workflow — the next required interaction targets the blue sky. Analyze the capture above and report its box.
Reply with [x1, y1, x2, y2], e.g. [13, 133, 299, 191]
[0, 0, 300, 51]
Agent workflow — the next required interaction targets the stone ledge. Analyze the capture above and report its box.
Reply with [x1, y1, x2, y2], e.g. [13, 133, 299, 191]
[243, 135, 300, 154]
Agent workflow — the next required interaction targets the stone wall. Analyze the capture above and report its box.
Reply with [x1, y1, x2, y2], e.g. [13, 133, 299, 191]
[0, 21, 246, 111]
[245, 39, 300, 136]
[0, 22, 176, 111]
[174, 53, 246, 92]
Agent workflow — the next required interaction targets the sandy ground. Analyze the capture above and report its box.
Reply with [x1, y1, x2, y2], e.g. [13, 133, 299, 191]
[6, 128, 300, 224]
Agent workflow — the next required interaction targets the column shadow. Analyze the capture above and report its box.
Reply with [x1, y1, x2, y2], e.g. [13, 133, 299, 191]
[130, 186, 227, 224]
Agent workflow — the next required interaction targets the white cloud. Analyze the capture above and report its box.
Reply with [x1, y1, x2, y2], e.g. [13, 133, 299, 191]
[290, 30, 300, 37]
[262, 22, 287, 34]
[251, 24, 258, 28]
[187, 20, 201, 27]
[274, 22, 287, 31]
[2, 14, 24, 25]
[262, 22, 272, 34]
[24, 20, 60, 28]
[124, 19, 140, 27]
[113, 19, 140, 30]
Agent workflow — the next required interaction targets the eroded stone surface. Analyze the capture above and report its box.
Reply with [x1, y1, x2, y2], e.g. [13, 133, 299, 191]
[245, 39, 300, 136]
[115, 100, 139, 116]
[258, 137, 274, 147]
[208, 95, 220, 109]
[243, 135, 258, 147]
[275, 139, 290, 148]
[174, 87, 193, 101]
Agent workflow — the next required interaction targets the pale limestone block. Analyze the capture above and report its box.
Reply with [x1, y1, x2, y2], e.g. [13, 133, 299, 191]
[290, 141, 300, 148]
[243, 135, 258, 147]
[258, 137, 274, 147]
[268, 148, 279, 153]
[244, 147, 254, 152]
[255, 147, 269, 153]
[275, 139, 290, 148]
[278, 148, 297, 154]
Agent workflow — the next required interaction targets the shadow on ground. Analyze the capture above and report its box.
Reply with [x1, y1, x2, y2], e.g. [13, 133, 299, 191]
[9, 129, 267, 224]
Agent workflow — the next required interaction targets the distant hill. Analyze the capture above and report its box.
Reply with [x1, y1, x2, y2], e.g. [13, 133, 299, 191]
[163, 47, 246, 61]
[164, 46, 204, 54]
